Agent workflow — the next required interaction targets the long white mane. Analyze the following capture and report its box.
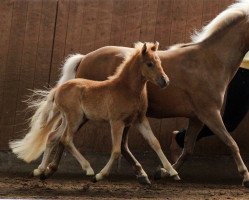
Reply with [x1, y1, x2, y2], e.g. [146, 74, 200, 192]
[191, 0, 249, 43]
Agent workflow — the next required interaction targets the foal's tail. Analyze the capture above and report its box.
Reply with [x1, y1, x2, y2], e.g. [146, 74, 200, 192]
[9, 54, 84, 163]
[9, 88, 59, 163]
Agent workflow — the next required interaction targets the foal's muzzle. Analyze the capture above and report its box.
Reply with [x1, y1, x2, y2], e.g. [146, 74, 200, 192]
[157, 75, 169, 89]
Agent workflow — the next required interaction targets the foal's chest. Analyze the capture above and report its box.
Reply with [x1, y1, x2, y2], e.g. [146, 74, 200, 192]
[121, 93, 148, 126]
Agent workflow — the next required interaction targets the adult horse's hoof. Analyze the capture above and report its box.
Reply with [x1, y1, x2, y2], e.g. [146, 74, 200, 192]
[243, 180, 249, 188]
[137, 175, 151, 186]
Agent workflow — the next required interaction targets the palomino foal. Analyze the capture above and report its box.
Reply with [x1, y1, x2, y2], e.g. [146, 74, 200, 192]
[41, 0, 249, 187]
[10, 42, 178, 185]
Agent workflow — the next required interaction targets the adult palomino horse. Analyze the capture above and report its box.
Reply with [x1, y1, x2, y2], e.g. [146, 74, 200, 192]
[33, 0, 249, 187]
[10, 42, 179, 185]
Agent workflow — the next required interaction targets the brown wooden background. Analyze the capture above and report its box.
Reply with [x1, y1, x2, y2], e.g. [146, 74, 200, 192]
[1, 0, 248, 155]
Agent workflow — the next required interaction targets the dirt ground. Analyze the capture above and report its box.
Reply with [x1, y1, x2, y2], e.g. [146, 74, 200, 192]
[1, 153, 249, 199]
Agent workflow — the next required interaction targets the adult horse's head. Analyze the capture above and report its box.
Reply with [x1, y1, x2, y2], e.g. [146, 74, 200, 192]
[138, 42, 169, 88]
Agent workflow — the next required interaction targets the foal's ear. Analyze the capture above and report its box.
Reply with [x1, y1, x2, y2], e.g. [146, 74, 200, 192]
[142, 43, 147, 55]
[151, 41, 159, 51]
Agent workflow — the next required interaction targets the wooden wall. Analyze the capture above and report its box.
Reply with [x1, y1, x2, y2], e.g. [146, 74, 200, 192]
[2, 0, 248, 156]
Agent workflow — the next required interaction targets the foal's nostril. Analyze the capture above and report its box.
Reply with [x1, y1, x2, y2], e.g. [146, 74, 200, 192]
[158, 76, 169, 88]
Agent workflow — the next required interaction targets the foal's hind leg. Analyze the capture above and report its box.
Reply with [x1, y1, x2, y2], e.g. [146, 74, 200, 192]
[60, 112, 94, 176]
[197, 110, 249, 187]
[43, 142, 64, 178]
[44, 120, 92, 178]
[32, 126, 62, 178]
[94, 121, 124, 182]
[121, 126, 151, 185]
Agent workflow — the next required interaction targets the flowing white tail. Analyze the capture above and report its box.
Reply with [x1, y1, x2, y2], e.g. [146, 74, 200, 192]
[9, 54, 84, 163]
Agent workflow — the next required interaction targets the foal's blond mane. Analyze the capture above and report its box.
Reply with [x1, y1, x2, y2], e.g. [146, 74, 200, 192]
[191, 0, 249, 43]
[108, 42, 155, 80]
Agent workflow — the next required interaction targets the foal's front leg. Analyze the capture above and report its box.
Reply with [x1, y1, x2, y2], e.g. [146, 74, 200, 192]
[121, 127, 151, 185]
[94, 121, 124, 182]
[135, 117, 180, 180]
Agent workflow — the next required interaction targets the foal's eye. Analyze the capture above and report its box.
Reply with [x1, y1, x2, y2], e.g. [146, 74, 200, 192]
[147, 62, 154, 68]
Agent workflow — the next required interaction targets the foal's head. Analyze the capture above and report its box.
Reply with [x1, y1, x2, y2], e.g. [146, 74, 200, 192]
[138, 42, 169, 88]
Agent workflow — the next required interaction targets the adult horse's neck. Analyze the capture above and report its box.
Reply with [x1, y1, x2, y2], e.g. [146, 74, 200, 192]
[203, 17, 249, 83]
[112, 53, 146, 95]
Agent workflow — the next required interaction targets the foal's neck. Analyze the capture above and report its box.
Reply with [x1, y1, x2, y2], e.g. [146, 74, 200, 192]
[113, 53, 146, 95]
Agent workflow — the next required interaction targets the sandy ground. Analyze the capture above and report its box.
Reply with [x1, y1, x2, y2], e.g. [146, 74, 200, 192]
[1, 152, 249, 199]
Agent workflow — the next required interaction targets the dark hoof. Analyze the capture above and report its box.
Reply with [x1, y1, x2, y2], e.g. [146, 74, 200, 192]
[28, 171, 34, 178]
[137, 175, 151, 186]
[39, 173, 47, 181]
[154, 169, 162, 181]
[243, 181, 249, 188]
[92, 176, 97, 183]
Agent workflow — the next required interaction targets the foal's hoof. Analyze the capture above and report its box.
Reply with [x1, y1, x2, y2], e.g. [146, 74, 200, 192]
[137, 175, 151, 186]
[92, 176, 97, 183]
[39, 173, 47, 181]
[172, 174, 181, 181]
[28, 171, 34, 178]
[154, 168, 168, 180]
[154, 169, 163, 180]
[243, 180, 249, 188]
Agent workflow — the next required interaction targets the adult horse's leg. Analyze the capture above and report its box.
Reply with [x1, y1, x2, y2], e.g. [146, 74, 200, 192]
[93, 121, 124, 182]
[121, 126, 151, 185]
[197, 110, 249, 187]
[155, 117, 203, 180]
[135, 117, 180, 180]
[173, 117, 203, 170]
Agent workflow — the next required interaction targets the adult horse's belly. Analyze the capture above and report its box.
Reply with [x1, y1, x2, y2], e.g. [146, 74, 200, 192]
[146, 84, 194, 118]
[76, 46, 194, 119]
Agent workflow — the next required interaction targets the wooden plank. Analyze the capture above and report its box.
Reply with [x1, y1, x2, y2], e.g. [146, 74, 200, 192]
[154, 0, 173, 49]
[139, 0, 158, 42]
[63, 0, 84, 57]
[49, 0, 70, 86]
[202, 0, 220, 26]
[0, 0, 14, 150]
[109, 0, 128, 46]
[169, 0, 188, 45]
[13, 0, 43, 137]
[33, 0, 57, 89]
[2, 0, 28, 144]
[184, 0, 203, 42]
[0, 0, 14, 121]
[80, 0, 99, 54]
[123, 0, 143, 47]
[94, 0, 114, 49]
[219, 0, 235, 12]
